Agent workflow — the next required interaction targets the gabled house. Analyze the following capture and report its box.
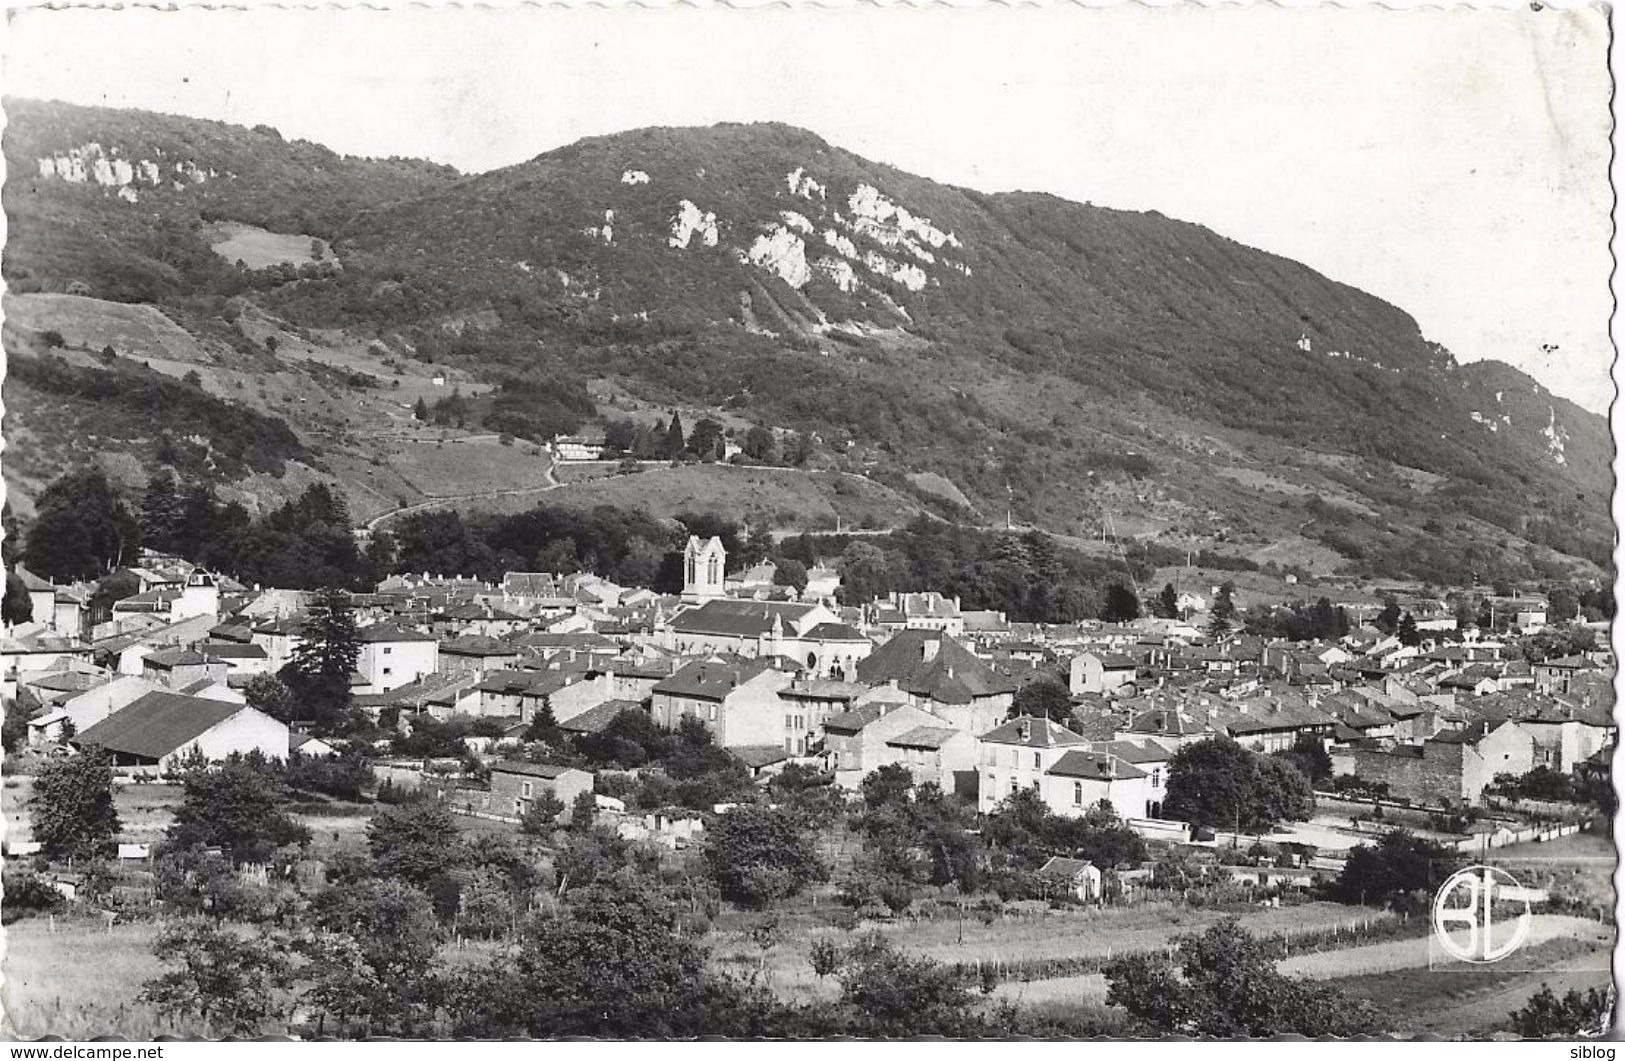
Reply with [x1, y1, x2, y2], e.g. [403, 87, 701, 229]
[1532, 655, 1601, 696]
[778, 678, 867, 755]
[72, 691, 289, 773]
[438, 635, 521, 677]
[650, 655, 798, 748]
[489, 761, 594, 820]
[1070, 651, 1139, 698]
[856, 629, 1016, 736]
[883, 725, 977, 796]
[355, 624, 440, 693]
[821, 701, 943, 784]
[975, 715, 1091, 812]
[1045, 749, 1154, 820]
[140, 647, 228, 691]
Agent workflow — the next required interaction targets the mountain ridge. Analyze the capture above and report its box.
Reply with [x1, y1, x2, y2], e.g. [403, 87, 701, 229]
[2, 98, 1611, 588]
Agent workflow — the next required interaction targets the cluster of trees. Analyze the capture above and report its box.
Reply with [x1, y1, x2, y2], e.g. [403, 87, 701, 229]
[599, 412, 814, 468]
[981, 789, 1148, 899]
[838, 768, 984, 910]
[21, 469, 383, 591]
[1322, 829, 1458, 914]
[568, 712, 757, 812]
[386, 504, 780, 590]
[131, 752, 1055, 1038]
[411, 375, 597, 445]
[20, 468, 142, 581]
[1485, 766, 1616, 814]
[1243, 596, 1353, 641]
[783, 520, 1141, 623]
[1162, 738, 1315, 832]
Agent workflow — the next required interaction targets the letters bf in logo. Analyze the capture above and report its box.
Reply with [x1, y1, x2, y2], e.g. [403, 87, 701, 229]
[1431, 864, 1533, 964]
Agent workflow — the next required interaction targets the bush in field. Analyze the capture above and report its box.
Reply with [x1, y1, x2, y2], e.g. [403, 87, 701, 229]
[309, 878, 444, 1033]
[1511, 985, 1614, 1038]
[167, 754, 311, 865]
[367, 800, 464, 886]
[702, 805, 827, 908]
[284, 749, 373, 802]
[0, 866, 63, 923]
[1103, 918, 1382, 1036]
[142, 919, 294, 1035]
[1324, 829, 1459, 914]
[29, 747, 121, 860]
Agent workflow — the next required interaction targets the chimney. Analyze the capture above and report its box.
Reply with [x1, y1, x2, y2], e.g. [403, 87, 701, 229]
[1105, 757, 1117, 779]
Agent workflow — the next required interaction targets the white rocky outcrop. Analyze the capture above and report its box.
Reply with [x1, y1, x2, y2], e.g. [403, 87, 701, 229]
[847, 183, 961, 254]
[779, 210, 813, 235]
[1542, 406, 1568, 465]
[823, 228, 859, 260]
[581, 210, 616, 244]
[621, 169, 651, 185]
[785, 167, 826, 200]
[37, 143, 217, 202]
[860, 250, 927, 292]
[668, 199, 719, 249]
[746, 226, 811, 288]
[815, 256, 859, 292]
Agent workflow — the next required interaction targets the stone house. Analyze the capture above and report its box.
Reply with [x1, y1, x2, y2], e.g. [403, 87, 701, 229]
[1343, 719, 1538, 806]
[488, 761, 594, 821]
[650, 655, 797, 748]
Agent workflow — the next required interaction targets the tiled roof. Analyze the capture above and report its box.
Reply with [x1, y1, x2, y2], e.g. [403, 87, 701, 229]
[491, 761, 586, 779]
[779, 679, 867, 702]
[856, 629, 1016, 704]
[559, 699, 643, 734]
[731, 745, 791, 769]
[821, 703, 892, 735]
[1047, 750, 1147, 780]
[979, 715, 1089, 748]
[804, 622, 870, 642]
[143, 647, 212, 669]
[357, 624, 437, 644]
[1093, 738, 1173, 764]
[668, 599, 820, 638]
[199, 642, 269, 660]
[440, 635, 519, 657]
[74, 691, 249, 759]
[885, 726, 962, 750]
[14, 566, 54, 593]
[653, 657, 785, 702]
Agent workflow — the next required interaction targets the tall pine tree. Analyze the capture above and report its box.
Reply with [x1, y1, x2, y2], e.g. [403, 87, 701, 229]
[140, 472, 184, 554]
[1208, 582, 1237, 638]
[285, 588, 363, 733]
[665, 411, 687, 458]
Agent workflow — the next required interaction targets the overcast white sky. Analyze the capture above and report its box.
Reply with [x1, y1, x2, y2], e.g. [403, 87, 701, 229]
[3, 4, 1614, 411]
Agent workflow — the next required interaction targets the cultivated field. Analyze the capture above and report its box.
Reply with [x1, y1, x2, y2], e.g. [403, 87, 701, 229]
[384, 439, 555, 498]
[202, 222, 328, 269]
[708, 896, 1403, 1003]
[3, 919, 189, 1039]
[3, 293, 214, 363]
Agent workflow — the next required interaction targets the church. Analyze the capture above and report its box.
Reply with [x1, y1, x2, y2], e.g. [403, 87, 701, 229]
[661, 536, 875, 678]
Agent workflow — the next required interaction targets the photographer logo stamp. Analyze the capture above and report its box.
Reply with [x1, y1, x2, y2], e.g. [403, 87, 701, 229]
[1431, 864, 1536, 965]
